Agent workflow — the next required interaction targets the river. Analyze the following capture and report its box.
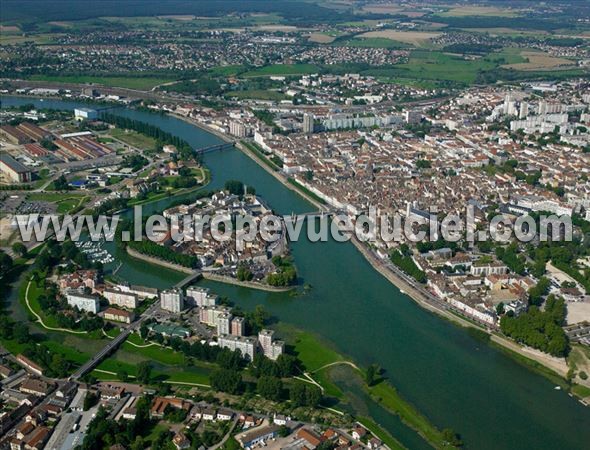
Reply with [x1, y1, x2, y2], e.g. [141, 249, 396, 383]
[3, 96, 590, 449]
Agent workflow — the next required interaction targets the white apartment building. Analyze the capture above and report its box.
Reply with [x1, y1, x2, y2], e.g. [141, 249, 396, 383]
[199, 305, 231, 327]
[186, 286, 218, 307]
[160, 289, 184, 313]
[218, 335, 257, 360]
[66, 293, 100, 314]
[103, 288, 138, 309]
[258, 329, 284, 361]
[217, 312, 232, 336]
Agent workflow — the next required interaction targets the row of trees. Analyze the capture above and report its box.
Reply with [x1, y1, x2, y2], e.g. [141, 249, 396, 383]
[500, 295, 569, 357]
[390, 245, 427, 283]
[127, 239, 199, 268]
[100, 113, 195, 160]
[210, 368, 321, 407]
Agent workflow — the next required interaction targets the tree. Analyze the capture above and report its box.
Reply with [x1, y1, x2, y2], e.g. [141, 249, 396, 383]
[257, 376, 283, 401]
[13, 322, 31, 344]
[237, 264, 254, 281]
[210, 369, 243, 394]
[276, 354, 299, 377]
[0, 251, 13, 273]
[83, 391, 99, 411]
[500, 295, 569, 357]
[11, 242, 27, 258]
[290, 382, 321, 407]
[442, 428, 463, 447]
[528, 277, 550, 306]
[365, 364, 381, 386]
[53, 175, 70, 191]
[139, 324, 149, 340]
[136, 361, 153, 385]
[224, 180, 245, 196]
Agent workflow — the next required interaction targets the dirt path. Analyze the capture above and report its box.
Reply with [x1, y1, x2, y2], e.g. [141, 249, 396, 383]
[25, 278, 88, 335]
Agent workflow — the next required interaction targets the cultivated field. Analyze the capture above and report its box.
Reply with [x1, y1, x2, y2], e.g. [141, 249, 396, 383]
[0, 25, 20, 32]
[503, 50, 576, 71]
[361, 5, 425, 17]
[308, 32, 337, 43]
[358, 30, 442, 46]
[438, 6, 523, 17]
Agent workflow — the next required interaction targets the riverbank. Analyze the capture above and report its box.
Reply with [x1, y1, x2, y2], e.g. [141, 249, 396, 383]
[349, 235, 572, 380]
[126, 247, 296, 292]
[201, 272, 295, 292]
[126, 246, 196, 274]
[235, 140, 327, 212]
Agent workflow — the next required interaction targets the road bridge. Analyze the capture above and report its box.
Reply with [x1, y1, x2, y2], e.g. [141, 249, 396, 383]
[174, 271, 202, 289]
[194, 142, 235, 155]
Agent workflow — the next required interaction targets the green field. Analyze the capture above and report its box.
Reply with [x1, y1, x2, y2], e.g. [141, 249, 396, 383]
[122, 338, 186, 366]
[276, 324, 344, 372]
[26, 192, 89, 214]
[365, 48, 525, 84]
[0, 33, 64, 45]
[368, 381, 457, 448]
[109, 127, 158, 150]
[164, 368, 211, 386]
[29, 74, 175, 90]
[19, 276, 61, 329]
[339, 37, 407, 49]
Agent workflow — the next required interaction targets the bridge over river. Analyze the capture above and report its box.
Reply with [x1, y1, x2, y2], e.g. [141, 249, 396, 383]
[69, 270, 202, 380]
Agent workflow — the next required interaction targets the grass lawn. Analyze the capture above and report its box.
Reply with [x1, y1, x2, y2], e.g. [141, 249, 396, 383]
[42, 340, 91, 365]
[437, 6, 521, 17]
[364, 50, 489, 84]
[219, 437, 241, 450]
[122, 339, 186, 365]
[313, 366, 345, 399]
[19, 276, 62, 329]
[0, 33, 64, 45]
[163, 367, 211, 386]
[29, 74, 176, 90]
[0, 338, 31, 356]
[242, 64, 322, 77]
[26, 192, 89, 214]
[367, 381, 451, 448]
[208, 65, 246, 76]
[27, 192, 84, 202]
[97, 358, 138, 376]
[109, 127, 157, 150]
[56, 196, 89, 213]
[572, 384, 590, 399]
[276, 324, 343, 372]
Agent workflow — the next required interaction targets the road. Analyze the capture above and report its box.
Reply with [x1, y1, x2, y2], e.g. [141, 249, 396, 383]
[70, 298, 163, 380]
